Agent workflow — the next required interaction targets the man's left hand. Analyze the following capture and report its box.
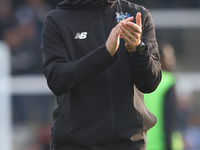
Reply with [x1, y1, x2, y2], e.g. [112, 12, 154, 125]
[120, 12, 142, 52]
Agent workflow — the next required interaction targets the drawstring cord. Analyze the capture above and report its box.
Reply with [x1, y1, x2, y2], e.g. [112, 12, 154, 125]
[117, 0, 122, 13]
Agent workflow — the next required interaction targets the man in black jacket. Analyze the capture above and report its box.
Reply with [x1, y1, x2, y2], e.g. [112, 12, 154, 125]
[41, 0, 161, 149]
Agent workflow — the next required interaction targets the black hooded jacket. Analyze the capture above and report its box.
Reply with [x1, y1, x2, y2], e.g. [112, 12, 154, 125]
[41, 0, 161, 149]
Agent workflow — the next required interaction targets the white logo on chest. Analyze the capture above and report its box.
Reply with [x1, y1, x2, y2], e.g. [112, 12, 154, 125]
[74, 32, 87, 39]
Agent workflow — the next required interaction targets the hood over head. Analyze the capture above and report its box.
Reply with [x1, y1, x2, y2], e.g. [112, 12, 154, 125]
[57, 0, 117, 9]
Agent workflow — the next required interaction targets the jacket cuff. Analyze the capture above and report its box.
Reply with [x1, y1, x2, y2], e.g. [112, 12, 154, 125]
[127, 49, 150, 69]
[90, 44, 117, 68]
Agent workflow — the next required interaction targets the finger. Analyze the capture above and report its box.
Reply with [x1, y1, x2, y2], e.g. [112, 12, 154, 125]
[115, 27, 122, 38]
[115, 23, 123, 36]
[110, 28, 121, 43]
[124, 16, 134, 22]
[120, 24, 134, 39]
[121, 23, 141, 41]
[126, 22, 142, 34]
[112, 22, 121, 35]
[121, 33, 137, 51]
[121, 25, 141, 46]
[121, 22, 135, 35]
[121, 29, 139, 47]
[121, 32, 136, 46]
[136, 12, 142, 28]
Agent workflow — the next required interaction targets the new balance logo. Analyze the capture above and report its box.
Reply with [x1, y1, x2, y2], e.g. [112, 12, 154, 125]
[74, 32, 87, 40]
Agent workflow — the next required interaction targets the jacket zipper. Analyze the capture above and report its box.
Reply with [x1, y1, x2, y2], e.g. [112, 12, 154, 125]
[99, 7, 115, 131]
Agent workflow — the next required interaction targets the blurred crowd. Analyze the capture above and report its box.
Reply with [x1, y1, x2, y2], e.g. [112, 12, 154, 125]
[0, 0, 200, 72]
[133, 0, 200, 8]
[0, 0, 53, 150]
[0, 0, 200, 150]
[0, 0, 52, 75]
[1, 1, 200, 75]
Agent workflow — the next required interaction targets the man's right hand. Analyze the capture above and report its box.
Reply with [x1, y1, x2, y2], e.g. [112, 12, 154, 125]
[106, 17, 133, 56]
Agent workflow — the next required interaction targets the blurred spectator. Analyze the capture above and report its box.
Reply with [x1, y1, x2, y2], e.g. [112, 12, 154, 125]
[25, 0, 52, 42]
[129, 0, 200, 8]
[26, 0, 51, 20]
[0, 0, 51, 75]
[11, 0, 51, 74]
[177, 88, 200, 149]
[0, 0, 15, 40]
[159, 0, 179, 8]
[3, 23, 40, 74]
[0, 1, 53, 150]
[183, 113, 200, 149]
[179, 0, 200, 8]
[159, 43, 176, 72]
[1, 2, 37, 74]
[144, 43, 184, 150]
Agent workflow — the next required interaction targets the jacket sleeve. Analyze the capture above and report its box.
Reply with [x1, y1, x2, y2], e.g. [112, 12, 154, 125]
[128, 10, 162, 93]
[41, 15, 116, 95]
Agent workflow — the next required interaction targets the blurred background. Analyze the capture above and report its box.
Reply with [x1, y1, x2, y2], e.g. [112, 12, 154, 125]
[0, 0, 200, 150]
